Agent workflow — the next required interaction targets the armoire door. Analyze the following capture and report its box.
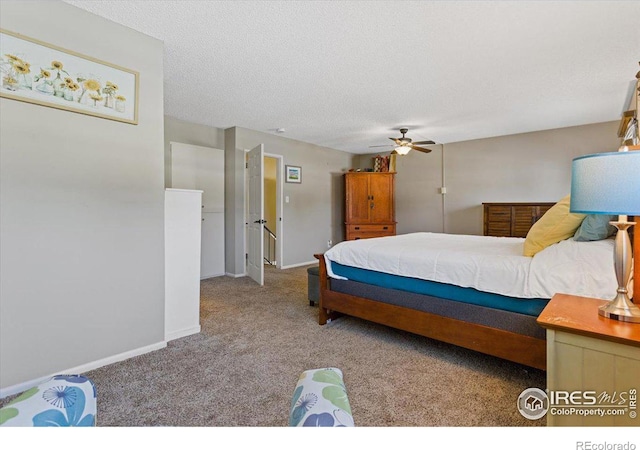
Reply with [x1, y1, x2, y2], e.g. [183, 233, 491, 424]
[369, 174, 394, 223]
[345, 174, 371, 223]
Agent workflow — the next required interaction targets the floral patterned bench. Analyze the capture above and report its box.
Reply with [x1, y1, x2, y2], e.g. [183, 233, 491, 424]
[289, 367, 354, 427]
[0, 375, 96, 427]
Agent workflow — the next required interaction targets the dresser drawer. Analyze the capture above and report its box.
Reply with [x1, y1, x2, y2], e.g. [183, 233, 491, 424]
[347, 231, 395, 240]
[486, 222, 511, 237]
[483, 202, 555, 237]
[486, 206, 511, 222]
[346, 223, 395, 240]
[347, 224, 395, 234]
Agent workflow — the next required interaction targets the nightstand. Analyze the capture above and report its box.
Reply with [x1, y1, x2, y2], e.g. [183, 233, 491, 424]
[537, 293, 640, 426]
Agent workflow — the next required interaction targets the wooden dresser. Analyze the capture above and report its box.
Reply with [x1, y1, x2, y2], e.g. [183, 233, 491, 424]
[344, 172, 396, 240]
[483, 202, 555, 237]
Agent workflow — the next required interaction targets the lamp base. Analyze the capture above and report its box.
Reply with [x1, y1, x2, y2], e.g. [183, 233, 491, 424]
[598, 293, 640, 324]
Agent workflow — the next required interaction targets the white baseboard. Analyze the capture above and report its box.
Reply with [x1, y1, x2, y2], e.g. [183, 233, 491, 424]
[225, 272, 246, 278]
[165, 325, 201, 342]
[280, 260, 318, 269]
[201, 273, 225, 280]
[0, 341, 167, 399]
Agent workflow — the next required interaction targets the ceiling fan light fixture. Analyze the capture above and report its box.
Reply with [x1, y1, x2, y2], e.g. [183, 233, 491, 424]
[394, 146, 411, 155]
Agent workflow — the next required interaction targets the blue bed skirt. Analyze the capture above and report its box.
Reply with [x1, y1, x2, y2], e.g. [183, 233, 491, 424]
[329, 262, 548, 317]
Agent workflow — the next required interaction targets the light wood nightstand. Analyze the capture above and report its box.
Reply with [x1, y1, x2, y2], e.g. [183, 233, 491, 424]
[537, 293, 640, 426]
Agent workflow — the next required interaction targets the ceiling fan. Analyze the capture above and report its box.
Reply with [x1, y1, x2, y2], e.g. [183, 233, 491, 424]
[369, 128, 435, 155]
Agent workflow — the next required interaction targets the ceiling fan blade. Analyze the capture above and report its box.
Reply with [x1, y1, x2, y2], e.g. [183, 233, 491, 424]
[368, 144, 393, 148]
[390, 150, 398, 155]
[410, 145, 432, 153]
[412, 140, 436, 145]
[389, 137, 401, 145]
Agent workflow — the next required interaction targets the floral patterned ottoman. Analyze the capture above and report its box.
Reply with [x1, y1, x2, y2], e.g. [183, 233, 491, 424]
[289, 367, 354, 427]
[0, 375, 96, 427]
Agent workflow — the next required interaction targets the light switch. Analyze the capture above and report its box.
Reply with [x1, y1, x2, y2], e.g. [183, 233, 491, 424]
[285, 196, 290, 203]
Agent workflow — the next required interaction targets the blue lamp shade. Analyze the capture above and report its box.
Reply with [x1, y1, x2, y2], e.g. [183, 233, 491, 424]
[570, 151, 640, 216]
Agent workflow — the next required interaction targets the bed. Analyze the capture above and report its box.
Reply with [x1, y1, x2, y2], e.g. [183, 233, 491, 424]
[315, 209, 638, 371]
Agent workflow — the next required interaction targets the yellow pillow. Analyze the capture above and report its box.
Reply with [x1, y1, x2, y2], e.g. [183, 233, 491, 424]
[522, 195, 586, 257]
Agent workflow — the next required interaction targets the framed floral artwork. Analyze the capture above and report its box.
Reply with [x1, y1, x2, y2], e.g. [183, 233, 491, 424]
[285, 165, 302, 183]
[0, 28, 138, 125]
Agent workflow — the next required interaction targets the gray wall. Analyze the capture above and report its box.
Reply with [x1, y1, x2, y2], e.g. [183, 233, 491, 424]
[226, 127, 354, 273]
[223, 128, 246, 275]
[0, 2, 165, 389]
[165, 122, 353, 275]
[164, 116, 225, 187]
[356, 121, 621, 236]
[444, 121, 620, 235]
[395, 148, 445, 234]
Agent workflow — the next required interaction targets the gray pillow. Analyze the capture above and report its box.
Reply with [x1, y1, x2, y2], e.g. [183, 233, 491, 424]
[573, 214, 617, 241]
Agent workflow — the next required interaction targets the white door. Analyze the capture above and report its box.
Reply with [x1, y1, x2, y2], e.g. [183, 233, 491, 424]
[170, 142, 225, 279]
[247, 144, 264, 285]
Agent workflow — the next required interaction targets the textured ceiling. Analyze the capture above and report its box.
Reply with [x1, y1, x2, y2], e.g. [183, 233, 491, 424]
[64, 1, 640, 154]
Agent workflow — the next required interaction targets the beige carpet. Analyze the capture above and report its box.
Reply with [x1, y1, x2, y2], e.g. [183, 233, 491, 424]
[4, 265, 547, 426]
[85, 265, 546, 426]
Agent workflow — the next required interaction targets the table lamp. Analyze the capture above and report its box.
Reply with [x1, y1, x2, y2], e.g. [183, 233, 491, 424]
[570, 149, 640, 323]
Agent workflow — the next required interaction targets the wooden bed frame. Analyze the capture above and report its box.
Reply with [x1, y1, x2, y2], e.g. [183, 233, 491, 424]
[314, 221, 639, 371]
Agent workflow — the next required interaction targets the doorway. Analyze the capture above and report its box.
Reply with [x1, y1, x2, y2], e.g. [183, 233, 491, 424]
[263, 155, 278, 266]
[244, 151, 284, 280]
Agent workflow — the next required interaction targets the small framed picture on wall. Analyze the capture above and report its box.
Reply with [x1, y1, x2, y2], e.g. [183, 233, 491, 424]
[285, 165, 302, 183]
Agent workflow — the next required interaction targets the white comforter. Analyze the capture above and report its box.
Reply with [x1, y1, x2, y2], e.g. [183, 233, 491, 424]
[324, 232, 619, 300]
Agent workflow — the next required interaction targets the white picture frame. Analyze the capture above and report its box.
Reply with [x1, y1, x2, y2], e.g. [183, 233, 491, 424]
[285, 165, 302, 183]
[0, 28, 139, 125]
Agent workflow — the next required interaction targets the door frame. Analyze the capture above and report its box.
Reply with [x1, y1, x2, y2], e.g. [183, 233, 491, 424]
[264, 152, 284, 269]
[244, 150, 284, 274]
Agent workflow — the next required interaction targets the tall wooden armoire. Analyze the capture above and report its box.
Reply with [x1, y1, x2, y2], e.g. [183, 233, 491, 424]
[344, 172, 396, 240]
